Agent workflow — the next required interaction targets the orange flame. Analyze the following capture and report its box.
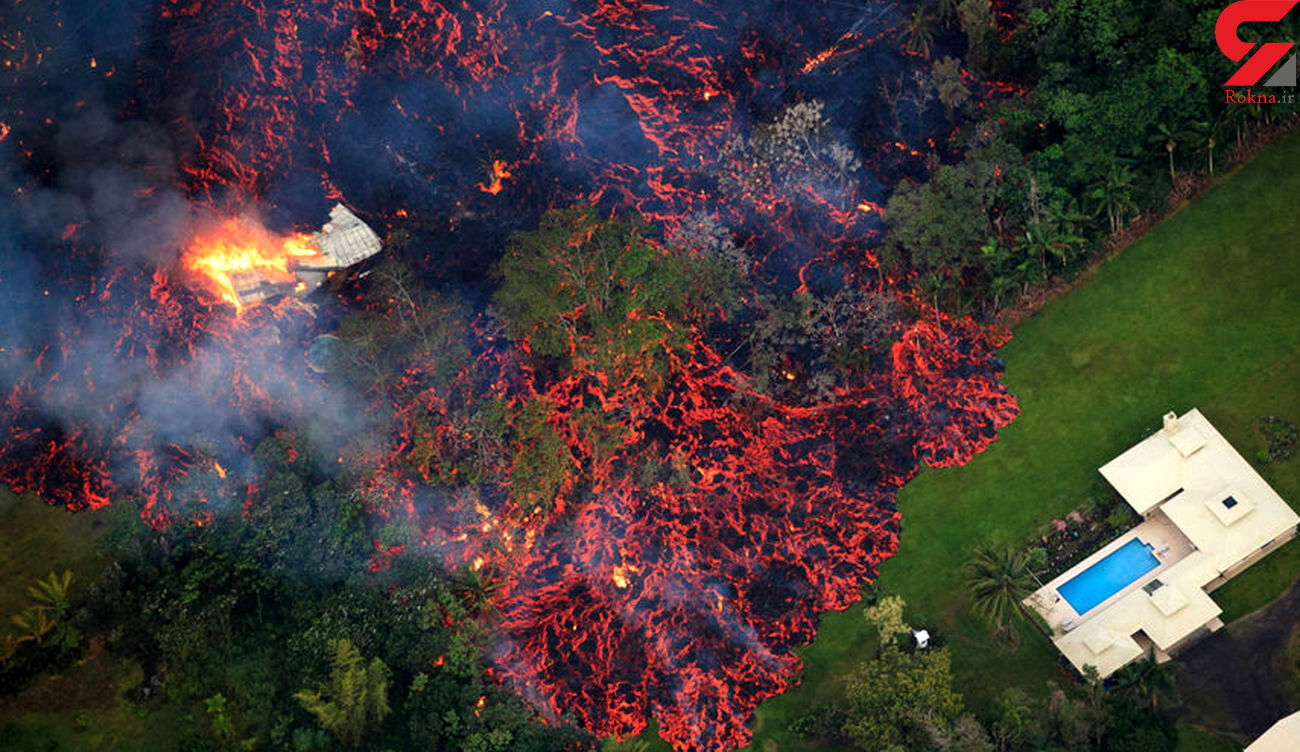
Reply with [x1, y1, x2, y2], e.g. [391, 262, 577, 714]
[182, 217, 321, 311]
[477, 159, 513, 194]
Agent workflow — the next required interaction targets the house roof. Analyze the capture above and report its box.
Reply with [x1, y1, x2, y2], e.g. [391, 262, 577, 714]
[1153, 412, 1299, 574]
[1246, 711, 1300, 752]
[1099, 439, 1184, 515]
[312, 204, 382, 268]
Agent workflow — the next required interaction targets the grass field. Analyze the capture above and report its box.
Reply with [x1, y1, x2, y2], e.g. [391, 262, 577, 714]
[736, 129, 1300, 751]
[0, 488, 114, 618]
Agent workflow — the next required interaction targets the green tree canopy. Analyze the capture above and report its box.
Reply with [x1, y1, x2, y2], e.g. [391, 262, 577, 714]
[841, 647, 965, 751]
[295, 638, 392, 748]
[1113, 648, 1180, 713]
[881, 135, 1028, 308]
[494, 208, 738, 390]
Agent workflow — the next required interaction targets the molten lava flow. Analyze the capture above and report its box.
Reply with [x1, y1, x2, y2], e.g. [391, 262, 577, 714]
[182, 217, 321, 311]
[483, 322, 1015, 752]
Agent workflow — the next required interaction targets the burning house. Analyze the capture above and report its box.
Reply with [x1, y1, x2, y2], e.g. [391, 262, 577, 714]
[291, 204, 383, 293]
[190, 204, 382, 310]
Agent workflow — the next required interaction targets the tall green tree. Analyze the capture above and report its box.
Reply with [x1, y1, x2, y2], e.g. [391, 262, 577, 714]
[295, 639, 392, 748]
[1149, 122, 1180, 187]
[933, 56, 970, 125]
[989, 687, 1043, 751]
[902, 9, 936, 58]
[1088, 163, 1138, 236]
[882, 136, 1027, 308]
[1184, 119, 1219, 175]
[957, 0, 994, 69]
[864, 594, 910, 645]
[495, 208, 737, 390]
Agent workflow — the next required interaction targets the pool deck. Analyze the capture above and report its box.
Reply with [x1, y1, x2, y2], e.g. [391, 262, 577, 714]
[1027, 510, 1195, 635]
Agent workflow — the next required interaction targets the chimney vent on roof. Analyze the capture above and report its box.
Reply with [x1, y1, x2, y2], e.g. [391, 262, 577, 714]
[1163, 412, 1178, 434]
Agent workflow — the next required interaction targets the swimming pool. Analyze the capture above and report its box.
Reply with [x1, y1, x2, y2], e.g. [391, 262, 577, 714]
[1057, 538, 1160, 615]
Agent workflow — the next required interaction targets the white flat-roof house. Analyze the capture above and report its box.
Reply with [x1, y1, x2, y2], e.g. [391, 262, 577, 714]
[1247, 711, 1300, 751]
[1026, 409, 1299, 678]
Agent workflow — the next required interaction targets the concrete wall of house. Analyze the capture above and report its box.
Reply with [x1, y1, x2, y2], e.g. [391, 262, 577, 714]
[1206, 524, 1299, 592]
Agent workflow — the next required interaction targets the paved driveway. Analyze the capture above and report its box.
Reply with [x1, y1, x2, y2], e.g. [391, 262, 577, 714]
[1176, 581, 1300, 741]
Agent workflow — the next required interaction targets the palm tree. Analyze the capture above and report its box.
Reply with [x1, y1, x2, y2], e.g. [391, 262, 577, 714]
[1226, 101, 1258, 148]
[10, 606, 55, 645]
[1149, 122, 1181, 186]
[1088, 164, 1137, 235]
[919, 270, 947, 331]
[902, 9, 936, 58]
[990, 274, 1017, 314]
[934, 0, 960, 26]
[451, 565, 503, 614]
[28, 570, 74, 619]
[964, 544, 1036, 648]
[1114, 648, 1179, 713]
[981, 238, 1016, 313]
[1186, 116, 1227, 176]
[1079, 665, 1109, 747]
[1021, 224, 1052, 282]
[1045, 200, 1087, 266]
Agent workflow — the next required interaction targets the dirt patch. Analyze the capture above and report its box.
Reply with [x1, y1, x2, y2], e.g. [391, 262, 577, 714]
[1175, 581, 1300, 742]
[2, 639, 138, 714]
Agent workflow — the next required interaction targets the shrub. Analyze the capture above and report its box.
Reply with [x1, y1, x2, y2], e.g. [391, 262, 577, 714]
[1257, 416, 1298, 463]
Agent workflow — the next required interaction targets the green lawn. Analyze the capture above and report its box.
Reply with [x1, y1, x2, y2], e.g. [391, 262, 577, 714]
[0, 488, 114, 618]
[736, 129, 1300, 751]
[1175, 723, 1242, 752]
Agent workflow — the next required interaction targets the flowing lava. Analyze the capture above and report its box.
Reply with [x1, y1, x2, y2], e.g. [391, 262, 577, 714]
[0, 1, 1027, 750]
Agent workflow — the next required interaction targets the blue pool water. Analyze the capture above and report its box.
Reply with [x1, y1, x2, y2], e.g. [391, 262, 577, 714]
[1057, 538, 1160, 615]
